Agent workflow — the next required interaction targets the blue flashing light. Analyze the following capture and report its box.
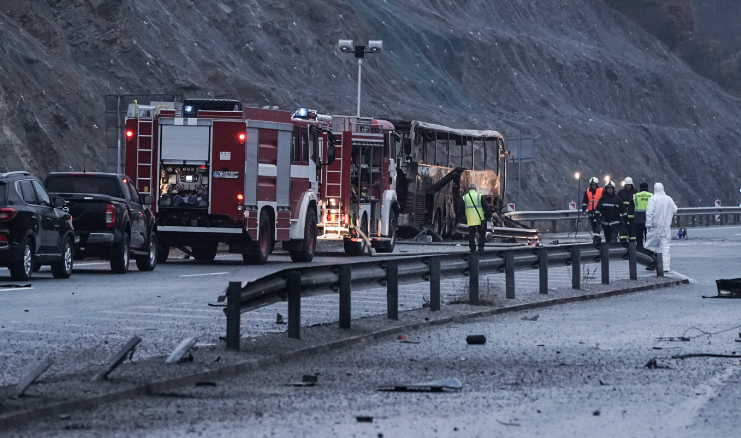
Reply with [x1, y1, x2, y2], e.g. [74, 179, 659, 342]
[296, 107, 308, 118]
[188, 195, 198, 205]
[173, 195, 183, 205]
[184, 105, 194, 114]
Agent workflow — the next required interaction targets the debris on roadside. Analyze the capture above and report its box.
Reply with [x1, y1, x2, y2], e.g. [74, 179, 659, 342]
[194, 381, 217, 387]
[377, 378, 462, 392]
[356, 416, 373, 422]
[496, 419, 521, 427]
[398, 334, 420, 344]
[288, 374, 318, 387]
[276, 313, 286, 324]
[644, 358, 671, 369]
[521, 314, 539, 321]
[466, 335, 486, 345]
[593, 410, 601, 416]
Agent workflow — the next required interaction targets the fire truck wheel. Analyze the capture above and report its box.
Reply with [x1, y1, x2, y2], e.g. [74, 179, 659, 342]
[110, 233, 130, 274]
[157, 243, 170, 264]
[244, 210, 271, 265]
[343, 214, 369, 256]
[290, 208, 317, 262]
[135, 232, 158, 271]
[376, 213, 397, 253]
[192, 243, 218, 262]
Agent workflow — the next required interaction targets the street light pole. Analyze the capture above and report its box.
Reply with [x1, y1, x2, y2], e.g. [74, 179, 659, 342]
[339, 39, 383, 117]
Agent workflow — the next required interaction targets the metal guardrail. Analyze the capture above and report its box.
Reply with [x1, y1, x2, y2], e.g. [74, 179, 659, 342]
[505, 207, 741, 231]
[217, 242, 657, 350]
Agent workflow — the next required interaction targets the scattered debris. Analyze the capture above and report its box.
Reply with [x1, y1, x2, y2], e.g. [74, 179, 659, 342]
[288, 374, 318, 387]
[92, 337, 141, 382]
[644, 358, 671, 369]
[673, 353, 741, 359]
[356, 416, 373, 423]
[276, 313, 286, 324]
[378, 378, 462, 392]
[13, 357, 53, 398]
[0, 284, 31, 288]
[599, 380, 612, 386]
[656, 337, 690, 342]
[165, 337, 198, 364]
[521, 314, 539, 321]
[59, 414, 71, 420]
[593, 410, 601, 416]
[496, 419, 521, 427]
[466, 335, 487, 345]
[194, 381, 217, 387]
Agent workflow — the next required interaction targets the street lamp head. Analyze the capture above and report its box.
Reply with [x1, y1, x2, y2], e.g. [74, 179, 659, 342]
[604, 175, 610, 183]
[574, 172, 580, 180]
[339, 39, 354, 53]
[367, 40, 383, 53]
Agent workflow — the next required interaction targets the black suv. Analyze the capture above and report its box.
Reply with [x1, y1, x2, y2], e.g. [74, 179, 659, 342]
[0, 171, 75, 280]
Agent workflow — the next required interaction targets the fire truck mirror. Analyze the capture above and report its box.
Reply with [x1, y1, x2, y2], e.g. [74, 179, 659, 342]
[403, 138, 412, 156]
[142, 195, 154, 205]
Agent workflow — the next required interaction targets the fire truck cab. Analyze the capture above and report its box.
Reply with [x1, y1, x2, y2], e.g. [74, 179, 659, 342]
[124, 99, 322, 264]
[292, 109, 400, 255]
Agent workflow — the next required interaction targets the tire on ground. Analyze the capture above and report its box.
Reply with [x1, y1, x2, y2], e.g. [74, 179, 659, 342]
[136, 231, 158, 271]
[51, 236, 74, 278]
[290, 208, 317, 262]
[110, 232, 130, 274]
[243, 209, 271, 265]
[9, 237, 34, 281]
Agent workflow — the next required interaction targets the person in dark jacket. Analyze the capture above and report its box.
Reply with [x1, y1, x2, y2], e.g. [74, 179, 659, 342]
[595, 180, 627, 243]
[617, 177, 638, 243]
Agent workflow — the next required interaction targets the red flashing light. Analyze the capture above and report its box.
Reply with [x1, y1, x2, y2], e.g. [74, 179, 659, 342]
[238, 133, 246, 144]
[237, 194, 244, 201]
[105, 204, 116, 229]
[0, 233, 8, 242]
[0, 207, 18, 222]
[126, 130, 134, 140]
[122, 178, 128, 184]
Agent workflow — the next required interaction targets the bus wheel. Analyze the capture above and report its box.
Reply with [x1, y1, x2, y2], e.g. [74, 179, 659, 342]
[290, 208, 317, 262]
[244, 210, 271, 265]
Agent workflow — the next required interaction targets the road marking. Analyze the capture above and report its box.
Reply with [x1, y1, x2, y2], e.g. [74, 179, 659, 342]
[100, 311, 213, 319]
[0, 287, 34, 292]
[180, 272, 229, 278]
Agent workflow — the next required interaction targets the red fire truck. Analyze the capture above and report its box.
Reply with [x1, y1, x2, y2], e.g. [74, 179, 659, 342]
[124, 99, 328, 264]
[291, 108, 400, 255]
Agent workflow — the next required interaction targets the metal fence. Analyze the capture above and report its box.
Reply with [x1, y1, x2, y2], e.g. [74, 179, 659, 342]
[505, 207, 741, 233]
[218, 242, 657, 350]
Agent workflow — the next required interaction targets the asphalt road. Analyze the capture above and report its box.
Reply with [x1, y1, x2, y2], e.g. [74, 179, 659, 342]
[0, 236, 656, 387]
[6, 226, 740, 436]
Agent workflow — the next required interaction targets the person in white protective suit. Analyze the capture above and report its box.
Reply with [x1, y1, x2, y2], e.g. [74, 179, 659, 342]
[644, 183, 677, 271]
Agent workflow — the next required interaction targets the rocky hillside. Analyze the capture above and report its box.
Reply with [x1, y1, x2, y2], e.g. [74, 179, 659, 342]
[1, 0, 741, 209]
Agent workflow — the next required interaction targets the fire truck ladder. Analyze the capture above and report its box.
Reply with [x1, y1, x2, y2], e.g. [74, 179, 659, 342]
[323, 167, 343, 237]
[135, 115, 154, 196]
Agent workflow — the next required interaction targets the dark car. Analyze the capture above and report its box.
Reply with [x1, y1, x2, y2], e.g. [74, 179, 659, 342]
[44, 172, 158, 273]
[0, 171, 75, 280]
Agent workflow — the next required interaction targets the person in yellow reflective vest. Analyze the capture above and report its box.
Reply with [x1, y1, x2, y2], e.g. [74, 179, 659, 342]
[631, 182, 653, 248]
[463, 183, 492, 252]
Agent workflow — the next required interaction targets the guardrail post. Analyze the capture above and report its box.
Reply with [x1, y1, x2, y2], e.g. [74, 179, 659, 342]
[469, 252, 479, 305]
[430, 256, 441, 311]
[735, 214, 739, 225]
[706, 215, 711, 227]
[720, 214, 725, 226]
[551, 220, 557, 234]
[656, 253, 664, 277]
[692, 215, 696, 227]
[387, 260, 398, 320]
[288, 270, 301, 339]
[601, 243, 609, 285]
[538, 247, 548, 294]
[628, 241, 637, 280]
[505, 251, 515, 299]
[226, 281, 241, 351]
[571, 246, 581, 290]
[339, 265, 352, 329]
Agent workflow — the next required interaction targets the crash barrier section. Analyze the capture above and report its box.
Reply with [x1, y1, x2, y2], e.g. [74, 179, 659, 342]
[505, 206, 741, 233]
[219, 242, 657, 350]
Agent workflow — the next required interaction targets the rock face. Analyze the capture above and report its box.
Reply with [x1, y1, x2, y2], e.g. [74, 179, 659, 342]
[1, 0, 740, 209]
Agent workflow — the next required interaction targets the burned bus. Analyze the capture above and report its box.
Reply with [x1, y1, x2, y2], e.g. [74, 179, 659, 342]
[391, 120, 507, 238]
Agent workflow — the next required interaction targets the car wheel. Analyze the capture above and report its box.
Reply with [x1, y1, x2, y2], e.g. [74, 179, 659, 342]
[290, 209, 317, 262]
[135, 232, 158, 271]
[9, 238, 34, 281]
[110, 233, 130, 274]
[51, 237, 74, 279]
[243, 210, 271, 265]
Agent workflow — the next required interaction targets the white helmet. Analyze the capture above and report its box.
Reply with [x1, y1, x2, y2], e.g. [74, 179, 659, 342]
[588, 177, 599, 185]
[605, 180, 616, 189]
[623, 177, 633, 185]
